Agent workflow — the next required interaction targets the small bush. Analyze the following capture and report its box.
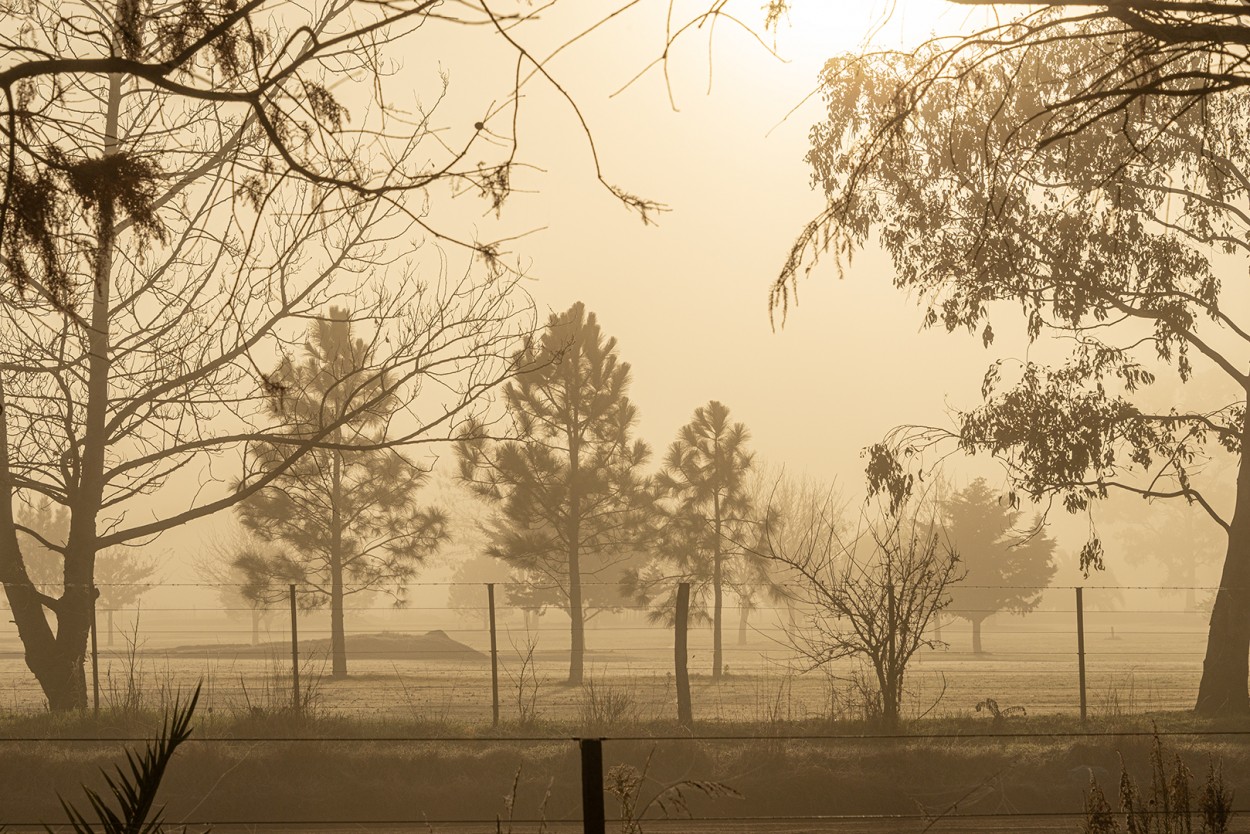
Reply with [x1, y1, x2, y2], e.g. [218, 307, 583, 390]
[1081, 729, 1234, 834]
[579, 672, 639, 729]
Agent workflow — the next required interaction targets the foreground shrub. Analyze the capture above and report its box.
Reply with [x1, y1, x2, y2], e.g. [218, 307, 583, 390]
[1083, 730, 1234, 834]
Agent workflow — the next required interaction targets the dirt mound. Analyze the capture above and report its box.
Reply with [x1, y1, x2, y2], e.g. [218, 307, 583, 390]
[167, 630, 487, 662]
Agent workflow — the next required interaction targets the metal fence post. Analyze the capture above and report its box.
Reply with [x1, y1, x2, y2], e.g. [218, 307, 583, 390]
[675, 582, 692, 725]
[579, 737, 605, 834]
[1075, 586, 1087, 722]
[289, 583, 300, 716]
[488, 583, 500, 726]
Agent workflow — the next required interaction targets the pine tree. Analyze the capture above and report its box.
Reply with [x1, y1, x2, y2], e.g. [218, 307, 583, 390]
[457, 302, 651, 685]
[944, 479, 1057, 654]
[235, 308, 447, 678]
[656, 401, 756, 679]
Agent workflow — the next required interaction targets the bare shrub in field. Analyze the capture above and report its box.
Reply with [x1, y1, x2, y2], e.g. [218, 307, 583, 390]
[505, 633, 544, 726]
[102, 613, 147, 716]
[974, 697, 1026, 729]
[1082, 731, 1234, 834]
[579, 671, 640, 730]
[230, 653, 326, 720]
[755, 490, 958, 730]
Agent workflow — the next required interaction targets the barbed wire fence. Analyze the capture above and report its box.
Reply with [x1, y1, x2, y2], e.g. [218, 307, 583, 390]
[0, 581, 1246, 833]
[0, 580, 1223, 723]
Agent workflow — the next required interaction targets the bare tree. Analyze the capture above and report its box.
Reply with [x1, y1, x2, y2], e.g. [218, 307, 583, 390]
[195, 524, 285, 647]
[0, 0, 559, 709]
[15, 498, 158, 647]
[756, 495, 959, 729]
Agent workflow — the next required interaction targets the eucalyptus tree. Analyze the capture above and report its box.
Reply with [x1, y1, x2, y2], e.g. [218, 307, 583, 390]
[777, 28, 1250, 713]
[233, 310, 449, 679]
[457, 302, 652, 685]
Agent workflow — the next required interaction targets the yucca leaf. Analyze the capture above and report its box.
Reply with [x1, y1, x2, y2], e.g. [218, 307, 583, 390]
[51, 683, 200, 833]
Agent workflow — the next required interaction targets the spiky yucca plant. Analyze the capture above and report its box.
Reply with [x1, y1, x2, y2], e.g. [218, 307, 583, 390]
[54, 684, 201, 833]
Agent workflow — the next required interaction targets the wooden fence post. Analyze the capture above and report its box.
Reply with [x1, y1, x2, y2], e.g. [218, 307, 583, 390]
[675, 582, 692, 725]
[579, 737, 605, 834]
[1075, 586, 1087, 722]
[488, 583, 500, 726]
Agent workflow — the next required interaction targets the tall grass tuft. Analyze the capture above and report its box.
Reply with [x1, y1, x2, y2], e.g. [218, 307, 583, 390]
[1081, 728, 1234, 834]
[56, 683, 201, 833]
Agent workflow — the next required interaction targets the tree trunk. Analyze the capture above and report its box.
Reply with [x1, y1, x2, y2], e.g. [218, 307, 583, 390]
[737, 603, 748, 646]
[971, 618, 985, 655]
[34, 640, 91, 712]
[107, 609, 114, 648]
[566, 428, 584, 686]
[876, 663, 900, 731]
[330, 449, 347, 679]
[712, 495, 723, 680]
[17, 68, 124, 712]
[251, 608, 261, 646]
[567, 547, 585, 685]
[1195, 417, 1250, 715]
[329, 546, 347, 679]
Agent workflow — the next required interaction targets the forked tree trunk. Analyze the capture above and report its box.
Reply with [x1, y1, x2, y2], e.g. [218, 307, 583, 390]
[19, 66, 124, 712]
[1195, 422, 1250, 715]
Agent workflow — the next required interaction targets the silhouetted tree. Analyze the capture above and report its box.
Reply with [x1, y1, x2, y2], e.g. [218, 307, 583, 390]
[14, 499, 158, 649]
[943, 479, 1057, 654]
[235, 310, 448, 678]
[194, 527, 286, 646]
[897, 1, 1250, 142]
[778, 25, 1250, 714]
[0, 0, 549, 710]
[756, 495, 959, 730]
[457, 302, 652, 685]
[653, 401, 756, 680]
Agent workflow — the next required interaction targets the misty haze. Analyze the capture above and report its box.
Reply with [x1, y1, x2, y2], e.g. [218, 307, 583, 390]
[0, 1, 1248, 832]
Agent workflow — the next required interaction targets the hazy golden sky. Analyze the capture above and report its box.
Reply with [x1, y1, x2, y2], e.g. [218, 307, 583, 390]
[161, 0, 1234, 588]
[458, 0, 1012, 483]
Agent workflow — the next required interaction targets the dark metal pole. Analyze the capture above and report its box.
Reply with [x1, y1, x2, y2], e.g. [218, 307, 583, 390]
[488, 583, 500, 726]
[89, 591, 100, 716]
[579, 737, 606, 834]
[289, 583, 300, 716]
[1075, 586, 1087, 722]
[675, 582, 692, 725]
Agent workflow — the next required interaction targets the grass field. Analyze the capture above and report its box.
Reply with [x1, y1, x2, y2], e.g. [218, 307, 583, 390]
[0, 604, 1208, 723]
[1, 601, 1243, 832]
